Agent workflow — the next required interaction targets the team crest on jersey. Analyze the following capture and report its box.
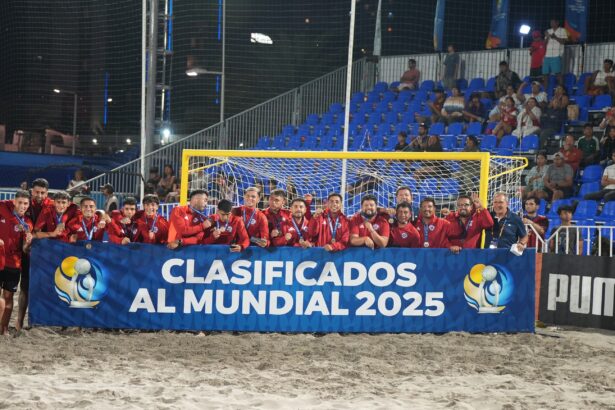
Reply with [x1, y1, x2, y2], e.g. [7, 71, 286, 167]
[429, 224, 435, 231]
[0, 218, 5, 224]
[401, 232, 408, 239]
[373, 224, 380, 230]
[193, 217, 199, 223]
[389, 218, 395, 224]
[14, 225, 20, 232]
[250, 219, 257, 225]
[226, 226, 233, 232]
[151, 227, 158, 233]
[289, 227, 296, 232]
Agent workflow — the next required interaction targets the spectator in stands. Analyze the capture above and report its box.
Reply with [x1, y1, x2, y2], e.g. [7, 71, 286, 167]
[529, 30, 546, 80]
[549, 205, 581, 255]
[513, 97, 542, 138]
[599, 127, 615, 165]
[599, 106, 615, 129]
[485, 192, 528, 252]
[523, 152, 549, 199]
[559, 134, 583, 172]
[146, 167, 161, 193]
[440, 87, 465, 124]
[442, 45, 459, 90]
[19, 181, 28, 191]
[543, 19, 568, 88]
[517, 81, 548, 109]
[542, 152, 574, 201]
[585, 59, 615, 96]
[156, 164, 177, 200]
[101, 183, 118, 213]
[522, 196, 548, 250]
[495, 61, 522, 98]
[492, 96, 517, 144]
[67, 169, 89, 196]
[417, 89, 446, 125]
[396, 59, 420, 91]
[583, 151, 615, 202]
[462, 135, 480, 152]
[539, 85, 569, 148]
[488, 85, 520, 121]
[394, 131, 409, 151]
[409, 124, 442, 152]
[462, 93, 486, 123]
[189, 169, 207, 192]
[577, 123, 600, 166]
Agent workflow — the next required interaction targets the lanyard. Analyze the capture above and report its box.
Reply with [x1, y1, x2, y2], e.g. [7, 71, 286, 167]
[55, 212, 64, 226]
[422, 223, 430, 245]
[243, 207, 256, 228]
[492, 216, 508, 241]
[146, 215, 158, 232]
[273, 213, 283, 230]
[81, 218, 95, 240]
[291, 217, 305, 241]
[458, 216, 472, 239]
[13, 212, 30, 232]
[327, 214, 339, 240]
[123, 221, 135, 240]
[189, 206, 207, 223]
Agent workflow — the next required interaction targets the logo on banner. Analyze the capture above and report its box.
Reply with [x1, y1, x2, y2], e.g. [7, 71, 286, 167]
[464, 264, 514, 313]
[54, 256, 107, 308]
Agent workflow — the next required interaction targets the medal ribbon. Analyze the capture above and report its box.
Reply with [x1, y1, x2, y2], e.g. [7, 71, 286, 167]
[291, 217, 305, 241]
[216, 217, 229, 232]
[13, 212, 30, 232]
[189, 206, 208, 223]
[243, 208, 256, 228]
[81, 218, 95, 240]
[147, 215, 158, 232]
[327, 214, 339, 242]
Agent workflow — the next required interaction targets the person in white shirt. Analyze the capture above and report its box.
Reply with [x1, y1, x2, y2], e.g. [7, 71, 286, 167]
[542, 20, 568, 88]
[513, 98, 542, 138]
[517, 81, 548, 110]
[585, 59, 615, 96]
[583, 151, 615, 202]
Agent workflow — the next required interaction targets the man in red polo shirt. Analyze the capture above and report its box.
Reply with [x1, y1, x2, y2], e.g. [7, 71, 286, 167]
[389, 202, 420, 248]
[66, 197, 109, 242]
[349, 194, 390, 249]
[414, 197, 451, 248]
[232, 187, 269, 247]
[107, 197, 140, 245]
[446, 194, 494, 252]
[135, 194, 169, 244]
[203, 199, 250, 251]
[167, 190, 212, 248]
[34, 191, 80, 242]
[0, 190, 33, 335]
[271, 198, 314, 248]
[522, 196, 548, 250]
[559, 134, 583, 173]
[310, 193, 350, 252]
[263, 189, 291, 245]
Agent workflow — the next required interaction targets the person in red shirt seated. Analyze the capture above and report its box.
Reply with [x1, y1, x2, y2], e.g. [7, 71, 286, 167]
[349, 194, 390, 249]
[34, 191, 80, 242]
[134, 194, 169, 244]
[107, 197, 140, 245]
[311, 193, 349, 252]
[445, 194, 494, 252]
[271, 198, 314, 248]
[167, 189, 212, 249]
[232, 187, 269, 248]
[559, 134, 583, 173]
[66, 197, 109, 242]
[388, 202, 420, 248]
[0, 190, 33, 335]
[414, 197, 451, 248]
[522, 196, 548, 250]
[27, 178, 54, 225]
[263, 189, 291, 245]
[203, 199, 250, 251]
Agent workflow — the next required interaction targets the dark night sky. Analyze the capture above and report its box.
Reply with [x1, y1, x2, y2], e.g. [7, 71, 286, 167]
[1, 0, 614, 145]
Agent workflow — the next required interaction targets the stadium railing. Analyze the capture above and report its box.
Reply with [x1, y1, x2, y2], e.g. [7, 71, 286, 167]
[527, 223, 615, 258]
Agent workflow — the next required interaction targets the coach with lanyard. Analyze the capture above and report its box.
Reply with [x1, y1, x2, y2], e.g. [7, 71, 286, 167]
[485, 192, 528, 254]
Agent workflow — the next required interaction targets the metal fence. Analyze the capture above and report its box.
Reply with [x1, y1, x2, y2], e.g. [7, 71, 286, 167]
[527, 224, 615, 258]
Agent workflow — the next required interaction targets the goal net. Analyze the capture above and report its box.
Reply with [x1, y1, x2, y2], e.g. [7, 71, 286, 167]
[180, 150, 527, 216]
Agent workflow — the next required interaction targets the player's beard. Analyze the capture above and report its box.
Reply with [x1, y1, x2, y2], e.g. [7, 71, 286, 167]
[459, 209, 470, 218]
[361, 210, 375, 220]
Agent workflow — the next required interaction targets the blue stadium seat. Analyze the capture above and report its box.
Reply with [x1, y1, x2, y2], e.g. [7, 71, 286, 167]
[467, 78, 485, 91]
[428, 122, 445, 135]
[563, 73, 576, 93]
[440, 135, 458, 151]
[480, 98, 493, 111]
[596, 202, 615, 223]
[350, 92, 364, 105]
[573, 200, 598, 221]
[446, 122, 464, 136]
[282, 124, 295, 136]
[419, 80, 435, 92]
[389, 81, 401, 89]
[591, 94, 612, 110]
[576, 181, 600, 199]
[581, 165, 603, 183]
[480, 135, 497, 150]
[456, 78, 468, 91]
[519, 134, 539, 152]
[572, 95, 590, 108]
[538, 198, 548, 216]
[329, 103, 344, 114]
[398, 90, 413, 102]
[499, 135, 518, 150]
[492, 148, 513, 156]
[485, 77, 496, 92]
[546, 218, 561, 237]
[439, 178, 460, 196]
[373, 82, 389, 93]
[466, 122, 483, 136]
[575, 72, 592, 94]
[391, 99, 407, 113]
[547, 199, 573, 219]
[305, 113, 320, 126]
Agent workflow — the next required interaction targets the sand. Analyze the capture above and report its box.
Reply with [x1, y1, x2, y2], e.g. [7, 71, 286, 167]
[1, 298, 614, 409]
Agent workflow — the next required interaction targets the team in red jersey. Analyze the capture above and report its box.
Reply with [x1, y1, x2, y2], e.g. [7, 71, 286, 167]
[414, 197, 451, 249]
[167, 190, 212, 248]
[107, 197, 141, 245]
[522, 196, 549, 249]
[66, 197, 109, 242]
[134, 195, 169, 244]
[34, 191, 80, 242]
[0, 190, 33, 335]
[310, 193, 350, 252]
[389, 202, 420, 248]
[202, 200, 250, 251]
[349, 194, 390, 249]
[263, 189, 291, 245]
[445, 194, 494, 252]
[271, 198, 314, 248]
[232, 187, 269, 248]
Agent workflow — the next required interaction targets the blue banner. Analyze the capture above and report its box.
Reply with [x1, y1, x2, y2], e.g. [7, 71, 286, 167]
[433, 0, 445, 51]
[29, 240, 535, 333]
[486, 0, 509, 49]
[565, 0, 587, 43]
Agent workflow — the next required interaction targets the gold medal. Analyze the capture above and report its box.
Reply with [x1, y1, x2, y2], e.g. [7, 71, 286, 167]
[331, 239, 336, 243]
[85, 243, 92, 250]
[423, 242, 430, 248]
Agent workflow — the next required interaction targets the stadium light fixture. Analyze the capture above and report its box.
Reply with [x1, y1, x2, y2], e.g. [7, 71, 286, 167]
[53, 88, 61, 94]
[519, 24, 531, 48]
[250, 33, 273, 45]
[107, 98, 113, 102]
[185, 68, 223, 77]
[126, 138, 132, 145]
[161, 128, 171, 139]
[92, 138, 98, 145]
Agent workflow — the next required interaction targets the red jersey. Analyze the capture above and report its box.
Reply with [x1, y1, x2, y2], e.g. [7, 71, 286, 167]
[66, 214, 106, 242]
[560, 147, 583, 173]
[27, 197, 54, 224]
[271, 216, 313, 247]
[524, 214, 549, 249]
[168, 205, 208, 245]
[135, 213, 169, 244]
[34, 203, 81, 243]
[107, 210, 144, 244]
[262, 208, 291, 235]
[446, 209, 494, 248]
[0, 201, 33, 269]
[348, 213, 391, 249]
[232, 205, 270, 246]
[530, 40, 546, 69]
[389, 222, 420, 248]
[414, 215, 451, 248]
[202, 214, 250, 250]
[310, 210, 350, 251]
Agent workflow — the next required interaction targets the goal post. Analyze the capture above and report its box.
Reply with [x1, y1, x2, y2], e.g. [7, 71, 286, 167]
[179, 149, 527, 217]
